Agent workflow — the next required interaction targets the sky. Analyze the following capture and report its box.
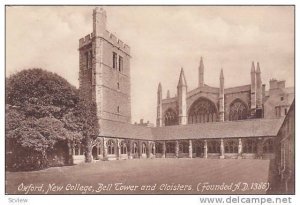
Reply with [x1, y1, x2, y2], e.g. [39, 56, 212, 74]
[6, 6, 294, 124]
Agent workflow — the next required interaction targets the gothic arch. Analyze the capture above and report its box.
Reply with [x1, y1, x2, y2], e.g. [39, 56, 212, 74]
[164, 108, 178, 126]
[120, 140, 128, 154]
[179, 141, 189, 153]
[193, 141, 205, 157]
[106, 139, 115, 155]
[188, 97, 218, 124]
[207, 140, 220, 153]
[243, 139, 257, 153]
[229, 99, 248, 121]
[224, 140, 238, 153]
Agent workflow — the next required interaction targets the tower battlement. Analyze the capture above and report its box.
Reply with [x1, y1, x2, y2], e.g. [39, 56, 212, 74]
[79, 30, 130, 54]
[102, 30, 130, 54]
[79, 33, 94, 48]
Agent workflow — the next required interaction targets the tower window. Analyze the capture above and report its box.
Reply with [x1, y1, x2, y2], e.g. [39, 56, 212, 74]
[119, 56, 123, 72]
[113, 52, 117, 69]
[117, 106, 120, 113]
[117, 82, 120, 90]
[281, 96, 284, 101]
[85, 52, 89, 69]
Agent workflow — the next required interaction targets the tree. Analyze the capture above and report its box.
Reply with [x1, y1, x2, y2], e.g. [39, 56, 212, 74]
[63, 100, 99, 163]
[5, 69, 88, 170]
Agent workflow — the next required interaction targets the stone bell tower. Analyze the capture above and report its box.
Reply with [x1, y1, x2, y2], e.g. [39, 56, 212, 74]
[79, 7, 132, 125]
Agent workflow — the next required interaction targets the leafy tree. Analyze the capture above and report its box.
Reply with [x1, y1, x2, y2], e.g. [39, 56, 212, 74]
[5, 68, 99, 170]
[63, 100, 99, 163]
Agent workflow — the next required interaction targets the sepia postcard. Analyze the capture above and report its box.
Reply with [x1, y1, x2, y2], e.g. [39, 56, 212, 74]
[5, 5, 295, 197]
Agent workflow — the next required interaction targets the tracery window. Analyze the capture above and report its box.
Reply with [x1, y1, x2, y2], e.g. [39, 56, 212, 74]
[164, 109, 178, 126]
[229, 99, 248, 121]
[179, 142, 189, 153]
[120, 141, 127, 154]
[263, 139, 274, 153]
[188, 98, 217, 124]
[193, 141, 204, 153]
[166, 142, 175, 153]
[243, 139, 257, 153]
[207, 140, 220, 153]
[225, 140, 238, 153]
[107, 139, 115, 155]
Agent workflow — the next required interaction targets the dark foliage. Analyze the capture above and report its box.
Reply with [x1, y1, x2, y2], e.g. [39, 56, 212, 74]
[63, 100, 99, 163]
[6, 69, 98, 171]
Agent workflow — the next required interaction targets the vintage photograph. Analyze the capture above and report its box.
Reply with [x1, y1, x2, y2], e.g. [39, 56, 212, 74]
[5, 6, 294, 195]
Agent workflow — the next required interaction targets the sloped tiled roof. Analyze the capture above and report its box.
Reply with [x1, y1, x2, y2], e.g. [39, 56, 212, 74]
[100, 118, 284, 141]
[100, 120, 153, 140]
[151, 118, 284, 140]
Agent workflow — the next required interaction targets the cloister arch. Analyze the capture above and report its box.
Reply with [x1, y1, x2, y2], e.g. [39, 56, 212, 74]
[224, 140, 238, 153]
[120, 140, 128, 154]
[107, 139, 115, 155]
[243, 139, 257, 153]
[193, 141, 205, 157]
[207, 140, 220, 153]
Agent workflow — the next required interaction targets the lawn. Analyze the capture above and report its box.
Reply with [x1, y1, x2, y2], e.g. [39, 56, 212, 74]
[6, 158, 271, 194]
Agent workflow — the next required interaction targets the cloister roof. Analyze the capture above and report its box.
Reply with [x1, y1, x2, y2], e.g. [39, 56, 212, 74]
[100, 118, 284, 141]
[100, 120, 153, 140]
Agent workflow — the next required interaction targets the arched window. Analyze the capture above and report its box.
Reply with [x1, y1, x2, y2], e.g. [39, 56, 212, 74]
[225, 140, 238, 153]
[243, 139, 257, 153]
[229, 99, 248, 121]
[263, 139, 274, 153]
[142, 143, 147, 154]
[120, 141, 127, 154]
[166, 142, 175, 153]
[208, 140, 220, 153]
[132, 142, 138, 154]
[107, 140, 115, 155]
[179, 142, 189, 153]
[74, 142, 84, 155]
[188, 97, 217, 124]
[193, 141, 204, 157]
[164, 109, 178, 126]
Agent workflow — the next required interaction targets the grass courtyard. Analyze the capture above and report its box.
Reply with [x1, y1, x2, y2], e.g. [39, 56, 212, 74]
[6, 158, 271, 194]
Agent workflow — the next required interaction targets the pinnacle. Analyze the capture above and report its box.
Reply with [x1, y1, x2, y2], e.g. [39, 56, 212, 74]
[158, 82, 162, 91]
[251, 61, 255, 72]
[220, 68, 224, 79]
[178, 67, 187, 87]
[256, 62, 261, 73]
